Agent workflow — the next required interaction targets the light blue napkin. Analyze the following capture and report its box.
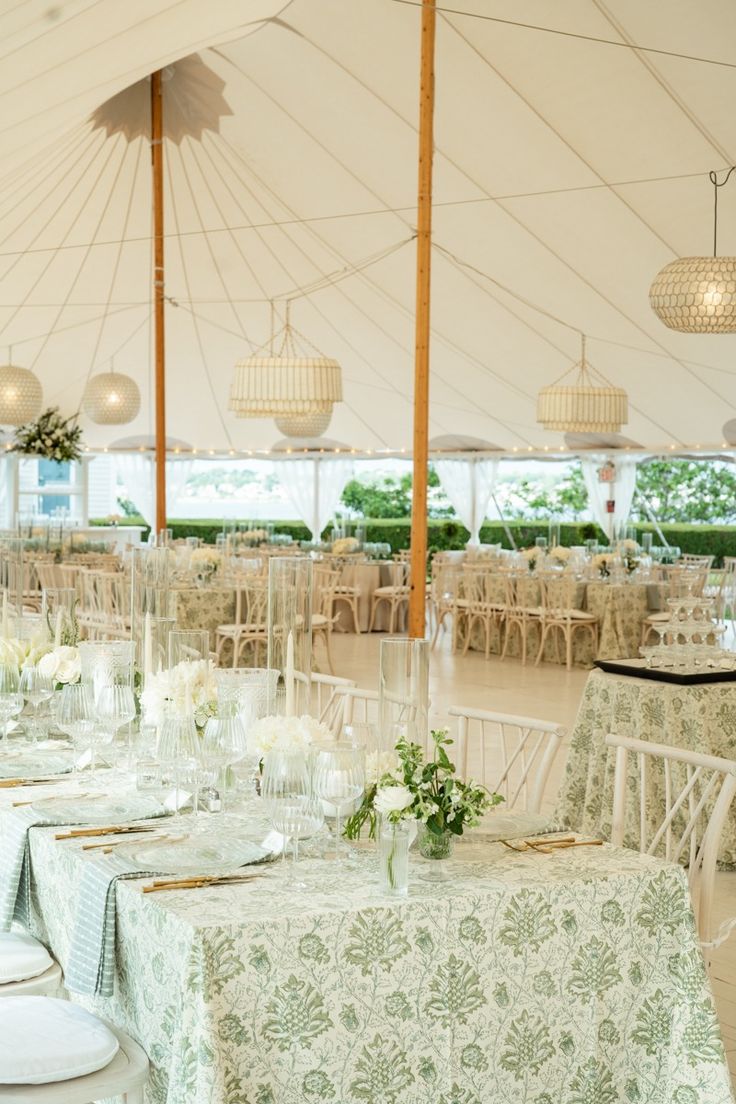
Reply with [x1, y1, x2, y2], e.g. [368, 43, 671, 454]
[0, 808, 49, 929]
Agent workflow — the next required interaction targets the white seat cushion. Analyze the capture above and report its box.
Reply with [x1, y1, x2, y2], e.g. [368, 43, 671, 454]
[0, 933, 53, 984]
[0, 997, 119, 1084]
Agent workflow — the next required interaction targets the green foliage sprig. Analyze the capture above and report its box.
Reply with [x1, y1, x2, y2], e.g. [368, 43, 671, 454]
[12, 408, 83, 462]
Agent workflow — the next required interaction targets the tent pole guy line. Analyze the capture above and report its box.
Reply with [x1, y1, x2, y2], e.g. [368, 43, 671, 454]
[409, 0, 436, 640]
[151, 69, 167, 534]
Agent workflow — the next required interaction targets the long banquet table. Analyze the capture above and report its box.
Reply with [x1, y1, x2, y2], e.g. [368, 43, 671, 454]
[1, 772, 732, 1104]
[556, 667, 736, 865]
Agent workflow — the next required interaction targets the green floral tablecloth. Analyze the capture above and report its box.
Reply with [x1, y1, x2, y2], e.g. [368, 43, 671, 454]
[555, 668, 736, 865]
[464, 577, 659, 667]
[172, 586, 236, 648]
[7, 798, 732, 1104]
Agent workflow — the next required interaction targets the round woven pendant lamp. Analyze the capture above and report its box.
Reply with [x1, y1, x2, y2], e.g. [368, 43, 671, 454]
[650, 167, 736, 334]
[230, 306, 342, 420]
[0, 363, 42, 425]
[274, 411, 332, 438]
[537, 336, 628, 434]
[83, 371, 140, 425]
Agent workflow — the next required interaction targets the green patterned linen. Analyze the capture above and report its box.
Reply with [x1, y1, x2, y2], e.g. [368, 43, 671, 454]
[555, 668, 736, 866]
[7, 802, 732, 1104]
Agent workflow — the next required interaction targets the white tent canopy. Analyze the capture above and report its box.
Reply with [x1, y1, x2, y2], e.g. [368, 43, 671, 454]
[1, 1, 736, 456]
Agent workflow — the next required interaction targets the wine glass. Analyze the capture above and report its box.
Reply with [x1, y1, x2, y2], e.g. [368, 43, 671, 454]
[19, 666, 53, 744]
[312, 742, 365, 862]
[261, 748, 322, 887]
[0, 664, 23, 742]
[56, 683, 94, 759]
[202, 709, 247, 812]
[95, 684, 136, 772]
[156, 706, 202, 816]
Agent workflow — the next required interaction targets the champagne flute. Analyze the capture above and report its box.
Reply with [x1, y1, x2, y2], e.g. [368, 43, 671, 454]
[19, 666, 53, 743]
[261, 748, 322, 888]
[312, 742, 365, 862]
[0, 664, 23, 742]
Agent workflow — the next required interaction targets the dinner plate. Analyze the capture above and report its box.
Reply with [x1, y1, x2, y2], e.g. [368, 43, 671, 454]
[30, 794, 166, 826]
[0, 754, 75, 780]
[118, 836, 272, 876]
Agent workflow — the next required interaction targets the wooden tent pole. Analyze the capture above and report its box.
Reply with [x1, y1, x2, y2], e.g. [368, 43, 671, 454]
[408, 0, 436, 638]
[151, 70, 166, 535]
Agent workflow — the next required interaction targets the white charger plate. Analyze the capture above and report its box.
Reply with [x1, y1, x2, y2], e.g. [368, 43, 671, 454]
[30, 794, 166, 825]
[118, 836, 271, 876]
[0, 754, 74, 780]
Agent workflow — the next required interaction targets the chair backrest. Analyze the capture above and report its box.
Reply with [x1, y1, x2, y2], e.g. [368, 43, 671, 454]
[312, 672, 357, 727]
[605, 732, 736, 946]
[539, 576, 584, 615]
[321, 685, 380, 736]
[313, 566, 341, 618]
[680, 553, 714, 569]
[448, 705, 566, 813]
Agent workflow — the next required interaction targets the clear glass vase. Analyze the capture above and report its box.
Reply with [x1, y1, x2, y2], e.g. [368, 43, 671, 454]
[417, 823, 454, 880]
[267, 557, 312, 716]
[379, 819, 410, 896]
[379, 636, 429, 757]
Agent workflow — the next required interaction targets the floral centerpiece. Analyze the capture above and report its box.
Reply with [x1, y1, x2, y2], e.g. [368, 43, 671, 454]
[593, 552, 615, 578]
[37, 646, 81, 688]
[331, 536, 360, 556]
[346, 729, 502, 890]
[190, 546, 220, 585]
[140, 658, 217, 729]
[239, 529, 268, 547]
[549, 546, 571, 566]
[248, 714, 332, 760]
[521, 547, 541, 573]
[0, 636, 50, 671]
[12, 407, 83, 462]
[621, 538, 640, 574]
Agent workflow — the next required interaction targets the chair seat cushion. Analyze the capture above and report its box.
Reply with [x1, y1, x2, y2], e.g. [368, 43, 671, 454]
[0, 997, 119, 1084]
[547, 609, 596, 621]
[312, 614, 329, 628]
[0, 932, 53, 984]
[334, 586, 360, 596]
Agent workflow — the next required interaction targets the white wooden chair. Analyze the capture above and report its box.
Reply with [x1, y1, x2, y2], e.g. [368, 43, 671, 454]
[312, 672, 356, 725]
[321, 686, 380, 736]
[0, 1019, 148, 1103]
[500, 574, 543, 666]
[460, 568, 506, 660]
[368, 562, 410, 633]
[605, 732, 736, 949]
[0, 934, 62, 997]
[215, 580, 268, 667]
[312, 566, 341, 674]
[449, 705, 566, 813]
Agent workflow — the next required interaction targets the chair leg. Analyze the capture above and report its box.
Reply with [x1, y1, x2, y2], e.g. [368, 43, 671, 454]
[535, 622, 547, 666]
[368, 598, 378, 632]
[351, 598, 361, 634]
[566, 625, 573, 671]
[324, 630, 335, 675]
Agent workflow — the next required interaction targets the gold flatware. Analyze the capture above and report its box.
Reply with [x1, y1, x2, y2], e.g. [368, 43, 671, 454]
[84, 832, 187, 852]
[13, 791, 95, 808]
[499, 836, 602, 854]
[55, 824, 159, 841]
[0, 776, 74, 789]
[143, 872, 265, 893]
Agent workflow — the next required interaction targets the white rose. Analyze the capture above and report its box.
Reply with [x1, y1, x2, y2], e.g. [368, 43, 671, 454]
[55, 646, 81, 685]
[37, 651, 60, 681]
[374, 784, 414, 817]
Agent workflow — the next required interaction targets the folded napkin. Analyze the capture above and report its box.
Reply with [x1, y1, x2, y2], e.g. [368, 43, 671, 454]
[470, 810, 561, 843]
[65, 853, 156, 997]
[0, 808, 50, 930]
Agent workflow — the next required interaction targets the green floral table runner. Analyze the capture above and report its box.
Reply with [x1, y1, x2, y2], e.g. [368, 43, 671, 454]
[555, 668, 736, 866]
[9, 806, 732, 1104]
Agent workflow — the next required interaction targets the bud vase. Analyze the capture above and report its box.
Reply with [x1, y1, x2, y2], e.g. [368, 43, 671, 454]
[417, 823, 454, 880]
[379, 819, 410, 897]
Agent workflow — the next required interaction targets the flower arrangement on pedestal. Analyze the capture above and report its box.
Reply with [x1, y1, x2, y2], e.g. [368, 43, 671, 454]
[593, 552, 615, 578]
[549, 546, 571, 567]
[522, 547, 542, 573]
[190, 546, 221, 585]
[11, 408, 83, 462]
[621, 539, 640, 574]
[248, 714, 333, 760]
[331, 536, 360, 555]
[140, 658, 218, 730]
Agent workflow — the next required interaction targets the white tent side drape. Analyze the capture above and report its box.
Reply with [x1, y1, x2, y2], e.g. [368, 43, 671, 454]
[280, 458, 354, 540]
[166, 459, 194, 514]
[434, 458, 499, 545]
[117, 454, 155, 529]
[582, 456, 638, 542]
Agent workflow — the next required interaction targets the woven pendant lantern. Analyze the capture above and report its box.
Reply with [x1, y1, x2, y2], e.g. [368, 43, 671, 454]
[83, 369, 140, 425]
[650, 167, 736, 333]
[537, 336, 628, 433]
[230, 305, 342, 420]
[274, 410, 332, 438]
[0, 356, 42, 426]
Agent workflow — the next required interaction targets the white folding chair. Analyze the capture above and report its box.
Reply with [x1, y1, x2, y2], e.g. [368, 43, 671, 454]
[449, 705, 566, 813]
[605, 732, 736, 949]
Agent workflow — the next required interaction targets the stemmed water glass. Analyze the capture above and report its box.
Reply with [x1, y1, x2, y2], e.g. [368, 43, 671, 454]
[95, 684, 137, 771]
[202, 707, 248, 812]
[156, 705, 202, 816]
[0, 664, 23, 741]
[261, 748, 322, 888]
[56, 684, 94, 760]
[19, 666, 54, 744]
[312, 742, 365, 862]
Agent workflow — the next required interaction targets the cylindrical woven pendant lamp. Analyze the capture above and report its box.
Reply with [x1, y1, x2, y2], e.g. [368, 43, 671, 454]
[537, 336, 628, 434]
[83, 371, 140, 425]
[0, 360, 42, 426]
[650, 167, 736, 334]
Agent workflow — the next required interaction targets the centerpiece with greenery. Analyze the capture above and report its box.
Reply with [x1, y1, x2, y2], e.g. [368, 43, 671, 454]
[346, 728, 502, 890]
[12, 407, 83, 462]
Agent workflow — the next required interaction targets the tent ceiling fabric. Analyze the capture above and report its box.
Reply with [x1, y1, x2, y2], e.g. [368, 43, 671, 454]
[1, 0, 736, 453]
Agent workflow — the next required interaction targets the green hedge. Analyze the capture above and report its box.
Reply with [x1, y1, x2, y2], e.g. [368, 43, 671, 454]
[93, 517, 736, 564]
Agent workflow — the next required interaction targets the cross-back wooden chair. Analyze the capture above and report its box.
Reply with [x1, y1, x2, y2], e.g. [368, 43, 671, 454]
[449, 705, 566, 813]
[605, 732, 736, 949]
